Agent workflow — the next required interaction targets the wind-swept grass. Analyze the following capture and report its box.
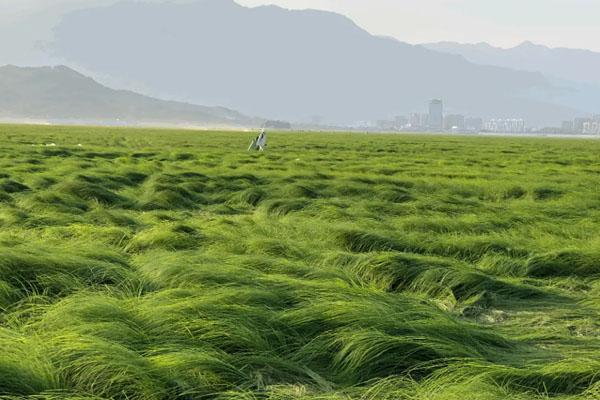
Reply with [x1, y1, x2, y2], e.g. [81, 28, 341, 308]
[0, 124, 599, 399]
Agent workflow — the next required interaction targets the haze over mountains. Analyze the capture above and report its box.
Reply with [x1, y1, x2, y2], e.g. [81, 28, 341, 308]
[0, 65, 258, 127]
[49, 0, 591, 126]
[1, 0, 598, 128]
[421, 41, 600, 117]
[423, 41, 600, 86]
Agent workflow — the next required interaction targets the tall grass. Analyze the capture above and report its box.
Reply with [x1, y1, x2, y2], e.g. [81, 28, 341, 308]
[0, 124, 598, 399]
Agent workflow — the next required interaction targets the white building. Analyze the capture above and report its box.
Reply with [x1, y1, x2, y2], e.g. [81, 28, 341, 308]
[484, 119, 526, 133]
[583, 120, 600, 134]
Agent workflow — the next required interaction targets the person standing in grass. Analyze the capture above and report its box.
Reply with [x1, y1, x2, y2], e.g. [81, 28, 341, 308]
[257, 129, 267, 151]
[248, 129, 267, 151]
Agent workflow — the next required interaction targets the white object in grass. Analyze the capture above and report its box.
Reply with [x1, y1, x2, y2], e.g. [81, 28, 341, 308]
[256, 129, 267, 151]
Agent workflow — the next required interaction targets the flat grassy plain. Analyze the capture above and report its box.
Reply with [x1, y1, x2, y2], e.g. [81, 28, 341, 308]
[0, 124, 599, 399]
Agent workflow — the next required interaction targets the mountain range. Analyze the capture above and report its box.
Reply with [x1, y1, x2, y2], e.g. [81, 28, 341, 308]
[1, 0, 598, 128]
[48, 0, 591, 126]
[422, 41, 600, 86]
[0, 65, 259, 127]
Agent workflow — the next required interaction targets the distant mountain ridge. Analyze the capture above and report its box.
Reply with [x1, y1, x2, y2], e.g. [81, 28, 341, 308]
[49, 0, 585, 126]
[0, 65, 260, 127]
[423, 41, 600, 85]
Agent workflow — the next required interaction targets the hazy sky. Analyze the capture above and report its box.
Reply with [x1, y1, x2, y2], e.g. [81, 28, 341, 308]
[237, 0, 600, 51]
[0, 0, 599, 51]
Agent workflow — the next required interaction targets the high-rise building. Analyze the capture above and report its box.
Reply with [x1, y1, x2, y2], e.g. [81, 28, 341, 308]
[444, 114, 465, 130]
[420, 113, 430, 128]
[574, 118, 589, 133]
[428, 99, 443, 131]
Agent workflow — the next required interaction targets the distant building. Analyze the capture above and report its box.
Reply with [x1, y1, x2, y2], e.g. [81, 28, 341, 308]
[484, 119, 526, 133]
[561, 120, 574, 133]
[407, 113, 428, 130]
[574, 118, 589, 133]
[444, 114, 465, 131]
[408, 113, 421, 128]
[583, 120, 600, 135]
[394, 115, 408, 129]
[465, 117, 483, 132]
[420, 113, 430, 128]
[428, 99, 443, 130]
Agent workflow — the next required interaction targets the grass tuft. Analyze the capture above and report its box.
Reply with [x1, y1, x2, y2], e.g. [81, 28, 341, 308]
[526, 250, 600, 277]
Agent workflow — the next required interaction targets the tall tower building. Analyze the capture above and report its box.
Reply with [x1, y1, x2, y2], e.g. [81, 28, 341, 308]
[428, 99, 443, 131]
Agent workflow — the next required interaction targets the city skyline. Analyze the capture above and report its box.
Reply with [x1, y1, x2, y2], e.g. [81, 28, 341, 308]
[374, 99, 599, 135]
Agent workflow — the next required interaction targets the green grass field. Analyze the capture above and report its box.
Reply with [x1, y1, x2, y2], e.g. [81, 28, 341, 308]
[0, 124, 599, 399]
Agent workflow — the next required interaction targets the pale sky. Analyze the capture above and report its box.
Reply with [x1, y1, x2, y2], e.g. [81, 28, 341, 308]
[237, 0, 600, 51]
[0, 0, 599, 51]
